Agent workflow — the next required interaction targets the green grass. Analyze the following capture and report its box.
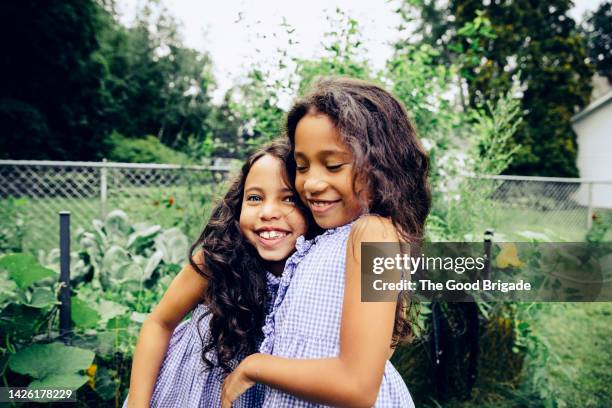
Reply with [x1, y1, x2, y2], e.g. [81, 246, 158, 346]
[418, 303, 612, 408]
[522, 303, 612, 408]
[474, 207, 612, 242]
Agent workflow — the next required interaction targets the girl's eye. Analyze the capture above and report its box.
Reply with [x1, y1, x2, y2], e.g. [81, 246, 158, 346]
[282, 195, 297, 204]
[246, 195, 262, 202]
[296, 165, 308, 173]
[326, 163, 345, 171]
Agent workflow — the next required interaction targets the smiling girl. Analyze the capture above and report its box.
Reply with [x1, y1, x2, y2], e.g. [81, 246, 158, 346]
[222, 77, 431, 407]
[124, 141, 310, 407]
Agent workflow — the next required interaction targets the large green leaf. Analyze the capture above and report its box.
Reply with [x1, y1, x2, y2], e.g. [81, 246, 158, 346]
[127, 224, 161, 249]
[105, 209, 131, 240]
[91, 331, 119, 359]
[30, 373, 89, 390]
[28, 287, 58, 308]
[99, 245, 133, 289]
[0, 304, 47, 339]
[130, 311, 147, 324]
[0, 268, 20, 308]
[96, 299, 128, 325]
[101, 245, 130, 275]
[106, 315, 130, 330]
[39, 248, 90, 283]
[123, 262, 144, 281]
[9, 343, 94, 379]
[154, 227, 188, 265]
[0, 253, 56, 289]
[92, 219, 108, 245]
[78, 231, 102, 254]
[71, 297, 101, 328]
[143, 250, 163, 280]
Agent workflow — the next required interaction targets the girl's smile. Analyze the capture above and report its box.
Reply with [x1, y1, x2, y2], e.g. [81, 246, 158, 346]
[294, 112, 365, 229]
[253, 226, 291, 247]
[306, 198, 341, 215]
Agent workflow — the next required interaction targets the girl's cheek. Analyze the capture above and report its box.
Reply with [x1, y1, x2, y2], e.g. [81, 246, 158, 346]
[288, 211, 308, 237]
[298, 219, 308, 237]
[295, 174, 306, 196]
[238, 205, 254, 235]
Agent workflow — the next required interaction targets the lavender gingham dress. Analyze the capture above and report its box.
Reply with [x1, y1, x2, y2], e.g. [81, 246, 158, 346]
[123, 272, 280, 408]
[259, 222, 415, 408]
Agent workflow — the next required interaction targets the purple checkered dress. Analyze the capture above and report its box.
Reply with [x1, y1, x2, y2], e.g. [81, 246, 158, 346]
[123, 272, 280, 408]
[259, 222, 415, 408]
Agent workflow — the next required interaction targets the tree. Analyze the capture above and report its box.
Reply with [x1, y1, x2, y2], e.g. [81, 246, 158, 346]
[0, 0, 230, 161]
[584, 1, 612, 84]
[229, 8, 376, 157]
[295, 9, 374, 93]
[0, 0, 109, 160]
[398, 0, 594, 176]
[96, 1, 217, 151]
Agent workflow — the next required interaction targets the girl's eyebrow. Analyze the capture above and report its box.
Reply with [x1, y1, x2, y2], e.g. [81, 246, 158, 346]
[244, 186, 263, 194]
[245, 186, 294, 193]
[295, 149, 349, 158]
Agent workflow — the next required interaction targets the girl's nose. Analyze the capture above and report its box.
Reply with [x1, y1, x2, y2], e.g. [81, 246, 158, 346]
[259, 201, 282, 220]
[303, 177, 328, 195]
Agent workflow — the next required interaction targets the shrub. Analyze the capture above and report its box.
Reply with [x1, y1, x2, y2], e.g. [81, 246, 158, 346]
[104, 132, 190, 164]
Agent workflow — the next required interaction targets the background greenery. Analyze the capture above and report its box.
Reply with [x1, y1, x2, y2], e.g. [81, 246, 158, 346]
[0, 0, 611, 407]
[1, 0, 608, 171]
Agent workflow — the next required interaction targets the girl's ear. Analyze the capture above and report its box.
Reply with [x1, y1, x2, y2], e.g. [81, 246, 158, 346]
[354, 172, 372, 209]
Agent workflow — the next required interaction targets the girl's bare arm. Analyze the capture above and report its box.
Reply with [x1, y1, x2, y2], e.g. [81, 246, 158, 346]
[223, 216, 400, 408]
[126, 252, 208, 408]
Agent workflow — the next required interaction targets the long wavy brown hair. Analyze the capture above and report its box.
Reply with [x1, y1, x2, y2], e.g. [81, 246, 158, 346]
[188, 140, 312, 375]
[285, 77, 432, 345]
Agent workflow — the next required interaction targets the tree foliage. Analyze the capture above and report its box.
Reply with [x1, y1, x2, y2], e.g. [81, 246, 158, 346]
[0, 0, 109, 160]
[399, 0, 594, 176]
[229, 8, 376, 155]
[0, 0, 236, 161]
[295, 9, 374, 93]
[104, 132, 189, 164]
[96, 2, 216, 150]
[584, 1, 612, 84]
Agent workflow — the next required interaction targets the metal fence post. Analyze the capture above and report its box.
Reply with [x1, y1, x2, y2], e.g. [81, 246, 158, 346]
[59, 211, 71, 344]
[484, 228, 494, 281]
[100, 158, 108, 219]
[587, 182, 593, 230]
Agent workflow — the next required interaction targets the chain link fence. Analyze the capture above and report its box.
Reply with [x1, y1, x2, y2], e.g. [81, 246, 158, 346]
[467, 175, 612, 241]
[1, 160, 612, 254]
[0, 160, 234, 254]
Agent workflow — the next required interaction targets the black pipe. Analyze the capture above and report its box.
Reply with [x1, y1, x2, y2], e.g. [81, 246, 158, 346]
[484, 228, 494, 281]
[464, 229, 495, 396]
[59, 211, 71, 344]
[431, 301, 448, 398]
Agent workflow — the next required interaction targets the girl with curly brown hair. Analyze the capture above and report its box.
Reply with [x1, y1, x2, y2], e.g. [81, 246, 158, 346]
[124, 140, 312, 407]
[222, 77, 431, 408]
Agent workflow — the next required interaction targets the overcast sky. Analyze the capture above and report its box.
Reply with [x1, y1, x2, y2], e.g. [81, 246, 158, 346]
[117, 0, 604, 101]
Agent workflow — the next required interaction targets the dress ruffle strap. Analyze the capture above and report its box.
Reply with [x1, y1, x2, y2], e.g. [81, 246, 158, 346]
[259, 224, 355, 355]
[259, 235, 314, 354]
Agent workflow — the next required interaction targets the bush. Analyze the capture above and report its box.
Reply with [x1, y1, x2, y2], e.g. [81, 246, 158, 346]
[105, 132, 190, 164]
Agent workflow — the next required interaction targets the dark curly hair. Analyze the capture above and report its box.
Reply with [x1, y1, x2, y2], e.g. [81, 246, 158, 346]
[285, 77, 431, 344]
[188, 139, 312, 375]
